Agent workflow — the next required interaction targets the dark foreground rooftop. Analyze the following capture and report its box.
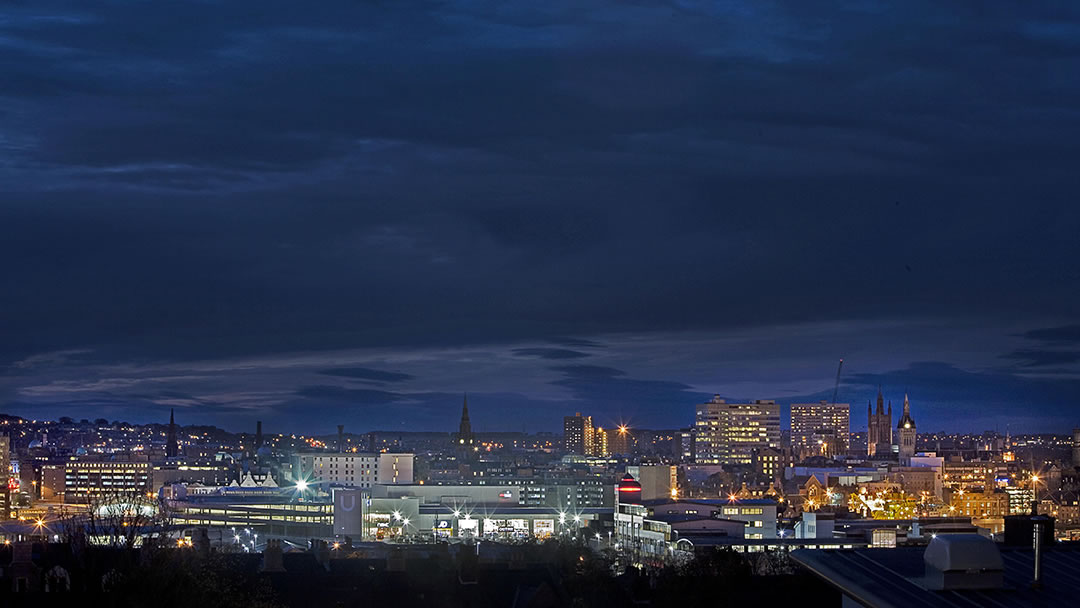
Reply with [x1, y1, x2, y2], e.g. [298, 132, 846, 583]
[792, 544, 1080, 608]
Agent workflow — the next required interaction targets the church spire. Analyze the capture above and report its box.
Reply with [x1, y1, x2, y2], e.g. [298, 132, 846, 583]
[166, 408, 178, 458]
[457, 393, 473, 446]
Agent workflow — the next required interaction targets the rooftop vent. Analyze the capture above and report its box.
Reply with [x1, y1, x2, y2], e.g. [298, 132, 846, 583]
[923, 534, 1003, 591]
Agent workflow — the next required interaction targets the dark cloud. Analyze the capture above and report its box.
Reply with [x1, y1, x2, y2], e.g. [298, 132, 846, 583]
[550, 365, 709, 427]
[1001, 349, 1080, 368]
[294, 386, 405, 404]
[841, 361, 1080, 431]
[550, 365, 626, 379]
[317, 367, 416, 383]
[0, 1, 1078, 430]
[1021, 325, 1080, 345]
[512, 348, 591, 360]
[546, 337, 606, 349]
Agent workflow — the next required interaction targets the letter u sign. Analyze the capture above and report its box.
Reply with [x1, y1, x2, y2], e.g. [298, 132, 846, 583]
[340, 495, 356, 512]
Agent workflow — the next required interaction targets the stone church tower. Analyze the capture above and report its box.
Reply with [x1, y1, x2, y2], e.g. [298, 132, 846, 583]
[867, 389, 892, 457]
[897, 393, 917, 461]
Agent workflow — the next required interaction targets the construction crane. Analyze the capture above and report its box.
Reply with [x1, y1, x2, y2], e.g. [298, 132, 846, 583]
[831, 359, 844, 405]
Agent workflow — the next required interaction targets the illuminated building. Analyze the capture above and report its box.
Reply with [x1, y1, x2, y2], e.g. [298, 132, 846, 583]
[594, 427, 609, 457]
[791, 401, 850, 456]
[952, 488, 1009, 519]
[752, 447, 782, 479]
[0, 435, 9, 520]
[334, 484, 602, 541]
[896, 394, 917, 461]
[694, 396, 780, 465]
[563, 413, 595, 456]
[63, 458, 153, 504]
[1003, 486, 1034, 515]
[295, 452, 414, 489]
[168, 486, 334, 538]
[678, 428, 695, 463]
[866, 389, 893, 457]
[609, 426, 633, 456]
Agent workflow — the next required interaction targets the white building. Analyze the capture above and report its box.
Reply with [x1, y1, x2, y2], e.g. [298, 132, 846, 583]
[295, 452, 414, 489]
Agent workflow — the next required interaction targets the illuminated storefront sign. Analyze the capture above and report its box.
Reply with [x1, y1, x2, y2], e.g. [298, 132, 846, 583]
[534, 519, 554, 538]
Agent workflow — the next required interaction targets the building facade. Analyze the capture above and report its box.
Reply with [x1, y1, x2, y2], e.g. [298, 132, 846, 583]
[694, 397, 780, 465]
[791, 401, 850, 457]
[563, 413, 595, 456]
[63, 458, 153, 504]
[295, 452, 414, 489]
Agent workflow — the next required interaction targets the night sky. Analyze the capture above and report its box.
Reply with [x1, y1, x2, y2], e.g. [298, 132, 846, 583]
[2, 2, 1079, 434]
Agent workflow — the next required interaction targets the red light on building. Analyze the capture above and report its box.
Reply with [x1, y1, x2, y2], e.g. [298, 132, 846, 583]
[618, 473, 642, 505]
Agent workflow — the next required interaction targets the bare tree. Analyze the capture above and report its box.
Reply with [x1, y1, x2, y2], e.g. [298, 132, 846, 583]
[57, 489, 174, 551]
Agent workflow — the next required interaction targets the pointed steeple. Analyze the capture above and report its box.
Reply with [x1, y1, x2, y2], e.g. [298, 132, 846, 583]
[166, 408, 178, 458]
[457, 393, 473, 447]
[897, 393, 915, 429]
[876, 388, 885, 414]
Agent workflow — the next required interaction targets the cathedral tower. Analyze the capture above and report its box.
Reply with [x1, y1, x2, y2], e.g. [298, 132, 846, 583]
[867, 389, 893, 457]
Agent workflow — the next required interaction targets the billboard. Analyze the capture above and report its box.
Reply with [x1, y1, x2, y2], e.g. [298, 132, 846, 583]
[333, 488, 367, 537]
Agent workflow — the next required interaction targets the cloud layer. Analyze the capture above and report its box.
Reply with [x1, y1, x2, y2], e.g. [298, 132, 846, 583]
[1, 2, 1078, 431]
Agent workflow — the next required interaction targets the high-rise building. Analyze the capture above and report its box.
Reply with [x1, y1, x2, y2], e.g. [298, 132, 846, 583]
[867, 389, 893, 457]
[896, 394, 917, 461]
[594, 427, 610, 457]
[694, 396, 781, 465]
[791, 401, 850, 456]
[166, 408, 178, 458]
[678, 428, 695, 463]
[609, 425, 633, 456]
[564, 413, 595, 456]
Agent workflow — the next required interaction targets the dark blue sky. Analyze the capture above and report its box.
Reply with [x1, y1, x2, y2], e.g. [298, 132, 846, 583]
[1, 2, 1079, 434]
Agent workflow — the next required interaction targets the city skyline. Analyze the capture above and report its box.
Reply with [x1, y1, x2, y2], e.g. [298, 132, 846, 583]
[2, 2, 1079, 434]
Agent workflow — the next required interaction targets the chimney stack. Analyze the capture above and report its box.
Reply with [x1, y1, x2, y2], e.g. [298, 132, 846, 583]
[338, 425, 345, 453]
[255, 420, 263, 450]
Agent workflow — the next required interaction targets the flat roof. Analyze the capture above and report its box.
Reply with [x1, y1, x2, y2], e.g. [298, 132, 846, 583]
[644, 498, 779, 507]
[792, 545, 1080, 608]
